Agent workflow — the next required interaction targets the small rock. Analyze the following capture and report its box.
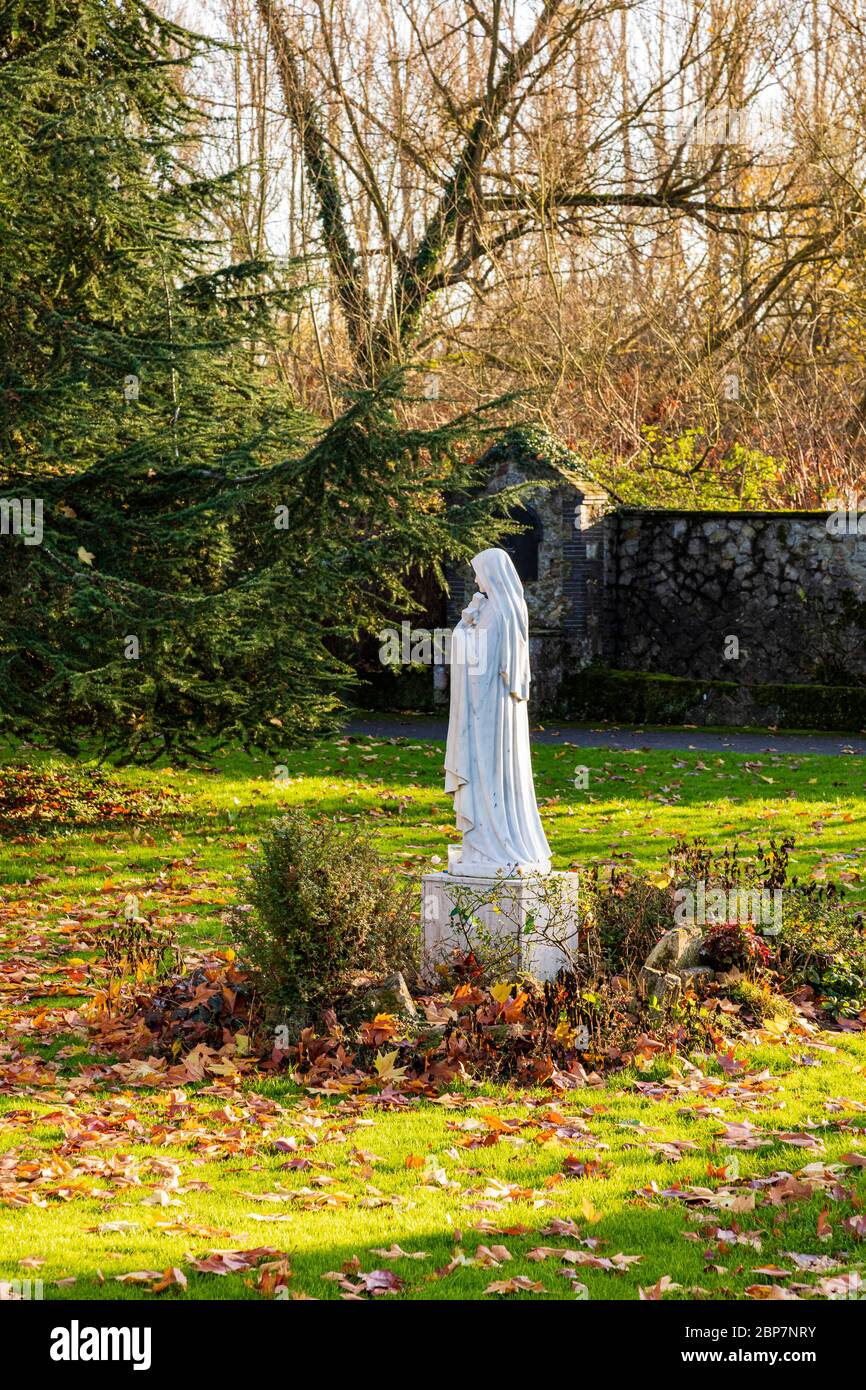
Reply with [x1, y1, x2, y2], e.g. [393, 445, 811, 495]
[639, 966, 682, 1007]
[643, 927, 703, 974]
[679, 965, 715, 986]
[714, 966, 743, 987]
[345, 970, 417, 1022]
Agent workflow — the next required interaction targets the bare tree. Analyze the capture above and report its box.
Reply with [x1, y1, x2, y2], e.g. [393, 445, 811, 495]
[169, 0, 866, 499]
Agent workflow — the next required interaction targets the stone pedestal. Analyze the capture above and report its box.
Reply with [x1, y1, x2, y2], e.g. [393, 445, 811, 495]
[421, 870, 580, 984]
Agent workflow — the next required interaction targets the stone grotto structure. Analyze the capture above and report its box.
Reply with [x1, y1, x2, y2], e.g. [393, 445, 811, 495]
[438, 429, 866, 729]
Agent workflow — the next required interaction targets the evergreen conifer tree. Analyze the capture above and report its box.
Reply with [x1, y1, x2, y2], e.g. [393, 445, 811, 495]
[0, 1, 519, 759]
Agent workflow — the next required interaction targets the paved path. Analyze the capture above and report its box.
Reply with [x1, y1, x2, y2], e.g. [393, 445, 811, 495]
[347, 715, 866, 757]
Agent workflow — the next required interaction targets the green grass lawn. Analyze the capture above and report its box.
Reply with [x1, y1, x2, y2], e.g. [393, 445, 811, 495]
[1, 736, 865, 1301]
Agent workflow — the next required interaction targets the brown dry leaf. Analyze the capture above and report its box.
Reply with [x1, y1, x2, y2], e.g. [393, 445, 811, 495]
[373, 1049, 407, 1083]
[272, 1137, 301, 1154]
[255, 1259, 292, 1298]
[141, 1187, 181, 1208]
[359, 1014, 398, 1047]
[150, 1267, 187, 1294]
[187, 1247, 287, 1275]
[716, 1121, 771, 1150]
[639, 1275, 682, 1300]
[773, 1131, 824, 1151]
[369, 1245, 428, 1260]
[114, 1269, 164, 1284]
[846, 1214, 866, 1240]
[481, 1112, 521, 1135]
[542, 1217, 583, 1239]
[474, 1244, 512, 1267]
[745, 1284, 801, 1300]
[816, 1272, 863, 1298]
[341, 1269, 404, 1297]
[471, 1220, 533, 1236]
[484, 1276, 545, 1296]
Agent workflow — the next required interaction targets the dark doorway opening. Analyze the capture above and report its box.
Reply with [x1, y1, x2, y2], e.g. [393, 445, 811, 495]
[501, 505, 543, 582]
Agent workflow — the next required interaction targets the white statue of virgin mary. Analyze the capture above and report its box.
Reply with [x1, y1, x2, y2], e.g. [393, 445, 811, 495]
[444, 547, 552, 877]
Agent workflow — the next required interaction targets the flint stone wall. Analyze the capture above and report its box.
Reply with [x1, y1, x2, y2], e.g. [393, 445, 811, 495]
[445, 467, 866, 714]
[599, 510, 866, 686]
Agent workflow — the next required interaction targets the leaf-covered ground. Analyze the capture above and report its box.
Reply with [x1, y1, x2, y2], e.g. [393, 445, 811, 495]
[1, 736, 865, 1301]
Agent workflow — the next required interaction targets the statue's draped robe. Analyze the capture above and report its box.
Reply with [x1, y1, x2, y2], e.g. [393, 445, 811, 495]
[444, 548, 551, 876]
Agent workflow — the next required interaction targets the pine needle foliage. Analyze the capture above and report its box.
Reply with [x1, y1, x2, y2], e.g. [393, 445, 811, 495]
[0, 2, 521, 759]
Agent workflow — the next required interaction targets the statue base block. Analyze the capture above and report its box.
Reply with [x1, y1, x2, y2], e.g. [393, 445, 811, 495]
[421, 870, 580, 984]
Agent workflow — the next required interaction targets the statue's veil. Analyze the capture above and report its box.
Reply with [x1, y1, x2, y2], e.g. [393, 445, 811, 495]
[471, 547, 531, 701]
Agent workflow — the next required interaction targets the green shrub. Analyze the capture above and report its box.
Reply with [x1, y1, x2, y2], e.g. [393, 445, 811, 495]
[576, 840, 866, 1021]
[700, 921, 771, 974]
[559, 666, 866, 731]
[667, 834, 792, 894]
[774, 888, 866, 1017]
[664, 837, 866, 1013]
[731, 979, 794, 1024]
[232, 812, 418, 1021]
[94, 902, 180, 1018]
[581, 865, 675, 980]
